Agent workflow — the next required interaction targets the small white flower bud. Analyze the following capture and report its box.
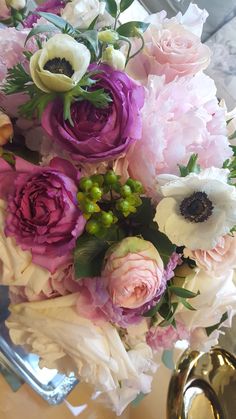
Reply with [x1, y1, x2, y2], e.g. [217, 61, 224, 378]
[101, 46, 126, 71]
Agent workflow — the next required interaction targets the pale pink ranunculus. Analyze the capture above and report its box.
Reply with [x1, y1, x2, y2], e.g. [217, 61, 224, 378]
[184, 234, 236, 276]
[127, 72, 232, 200]
[127, 22, 211, 84]
[102, 237, 164, 309]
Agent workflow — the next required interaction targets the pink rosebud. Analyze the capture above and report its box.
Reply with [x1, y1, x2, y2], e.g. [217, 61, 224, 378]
[102, 237, 164, 309]
[0, 111, 13, 145]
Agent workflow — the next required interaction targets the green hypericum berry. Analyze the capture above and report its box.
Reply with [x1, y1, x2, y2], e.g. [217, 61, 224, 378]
[77, 192, 85, 203]
[133, 180, 143, 193]
[90, 186, 102, 201]
[104, 170, 118, 185]
[120, 185, 132, 198]
[86, 220, 100, 234]
[84, 200, 100, 214]
[79, 177, 93, 192]
[91, 174, 104, 186]
[117, 199, 130, 213]
[101, 211, 113, 226]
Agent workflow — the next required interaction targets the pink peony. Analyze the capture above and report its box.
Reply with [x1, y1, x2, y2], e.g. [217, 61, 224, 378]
[146, 322, 189, 351]
[184, 234, 236, 276]
[102, 237, 164, 309]
[128, 72, 232, 200]
[127, 22, 210, 84]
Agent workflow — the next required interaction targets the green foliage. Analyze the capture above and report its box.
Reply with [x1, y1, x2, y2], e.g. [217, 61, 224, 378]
[105, 0, 118, 18]
[3, 63, 32, 95]
[223, 148, 236, 181]
[117, 21, 149, 37]
[37, 12, 75, 33]
[24, 24, 58, 45]
[168, 286, 200, 299]
[205, 312, 228, 337]
[178, 154, 200, 177]
[120, 0, 135, 13]
[74, 227, 124, 278]
[75, 30, 100, 60]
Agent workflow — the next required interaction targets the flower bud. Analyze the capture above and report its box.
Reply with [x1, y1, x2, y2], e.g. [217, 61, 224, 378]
[101, 46, 126, 71]
[0, 111, 13, 145]
[98, 30, 119, 44]
[6, 0, 26, 10]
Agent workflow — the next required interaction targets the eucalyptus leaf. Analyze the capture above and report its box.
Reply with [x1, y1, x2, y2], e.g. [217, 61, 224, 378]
[105, 0, 118, 18]
[162, 350, 175, 370]
[169, 286, 200, 299]
[38, 12, 74, 32]
[117, 21, 149, 37]
[25, 24, 57, 45]
[120, 0, 135, 13]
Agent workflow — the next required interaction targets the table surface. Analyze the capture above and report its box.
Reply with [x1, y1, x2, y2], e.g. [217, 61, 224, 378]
[0, 354, 173, 419]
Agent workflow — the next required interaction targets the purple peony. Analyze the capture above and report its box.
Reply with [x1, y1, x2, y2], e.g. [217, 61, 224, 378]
[41, 64, 144, 162]
[0, 157, 85, 273]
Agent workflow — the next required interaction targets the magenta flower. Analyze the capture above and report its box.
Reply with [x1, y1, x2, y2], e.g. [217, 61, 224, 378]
[42, 64, 144, 162]
[0, 157, 85, 273]
[23, 0, 65, 28]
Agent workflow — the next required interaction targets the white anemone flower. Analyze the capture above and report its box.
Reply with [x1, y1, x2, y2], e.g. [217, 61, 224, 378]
[154, 167, 236, 250]
[30, 34, 91, 93]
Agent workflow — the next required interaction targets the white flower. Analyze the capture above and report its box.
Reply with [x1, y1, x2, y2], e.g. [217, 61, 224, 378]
[0, 199, 50, 293]
[6, 294, 156, 415]
[175, 267, 236, 351]
[101, 46, 126, 71]
[61, 0, 113, 29]
[6, 0, 26, 11]
[30, 34, 91, 93]
[154, 167, 236, 250]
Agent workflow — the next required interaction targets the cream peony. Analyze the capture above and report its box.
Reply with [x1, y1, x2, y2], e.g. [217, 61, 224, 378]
[61, 0, 112, 29]
[30, 34, 91, 93]
[6, 294, 156, 415]
[184, 234, 236, 275]
[0, 199, 50, 293]
[174, 267, 236, 350]
[154, 168, 236, 250]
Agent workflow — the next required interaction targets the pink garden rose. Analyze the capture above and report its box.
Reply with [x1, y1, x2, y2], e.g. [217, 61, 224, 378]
[102, 237, 164, 309]
[0, 157, 85, 273]
[127, 22, 210, 84]
[184, 234, 236, 276]
[127, 72, 232, 200]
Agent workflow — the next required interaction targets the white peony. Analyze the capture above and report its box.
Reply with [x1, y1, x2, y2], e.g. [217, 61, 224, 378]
[30, 34, 91, 93]
[6, 294, 156, 415]
[0, 199, 50, 293]
[174, 267, 236, 351]
[61, 0, 113, 29]
[154, 167, 236, 250]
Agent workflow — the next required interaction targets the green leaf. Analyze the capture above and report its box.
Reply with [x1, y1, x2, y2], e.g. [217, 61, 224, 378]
[37, 12, 75, 33]
[139, 223, 176, 266]
[229, 130, 236, 141]
[131, 392, 146, 406]
[162, 350, 175, 370]
[230, 145, 236, 156]
[24, 24, 58, 45]
[205, 312, 228, 337]
[75, 30, 99, 59]
[3, 63, 32, 95]
[88, 15, 99, 30]
[179, 297, 196, 311]
[105, 0, 118, 18]
[120, 0, 135, 13]
[117, 21, 149, 37]
[19, 90, 57, 119]
[129, 197, 154, 224]
[169, 286, 200, 299]
[178, 154, 200, 177]
[143, 295, 165, 317]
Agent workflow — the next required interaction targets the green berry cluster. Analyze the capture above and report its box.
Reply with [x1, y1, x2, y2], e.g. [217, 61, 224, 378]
[77, 170, 144, 236]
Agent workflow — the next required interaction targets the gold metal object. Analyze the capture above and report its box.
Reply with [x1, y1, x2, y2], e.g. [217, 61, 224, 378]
[167, 348, 236, 419]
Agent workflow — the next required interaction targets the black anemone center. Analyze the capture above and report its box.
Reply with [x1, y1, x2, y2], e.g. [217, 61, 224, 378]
[43, 57, 74, 77]
[179, 191, 214, 223]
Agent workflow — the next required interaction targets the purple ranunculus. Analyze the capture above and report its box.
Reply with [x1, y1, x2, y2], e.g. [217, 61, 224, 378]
[41, 64, 145, 163]
[23, 0, 65, 28]
[0, 156, 85, 273]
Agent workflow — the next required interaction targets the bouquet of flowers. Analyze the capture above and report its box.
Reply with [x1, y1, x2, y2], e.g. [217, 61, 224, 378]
[0, 0, 236, 414]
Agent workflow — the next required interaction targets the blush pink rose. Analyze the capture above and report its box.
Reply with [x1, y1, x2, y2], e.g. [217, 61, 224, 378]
[146, 322, 188, 351]
[184, 234, 236, 275]
[127, 72, 232, 200]
[127, 22, 210, 84]
[102, 237, 164, 309]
